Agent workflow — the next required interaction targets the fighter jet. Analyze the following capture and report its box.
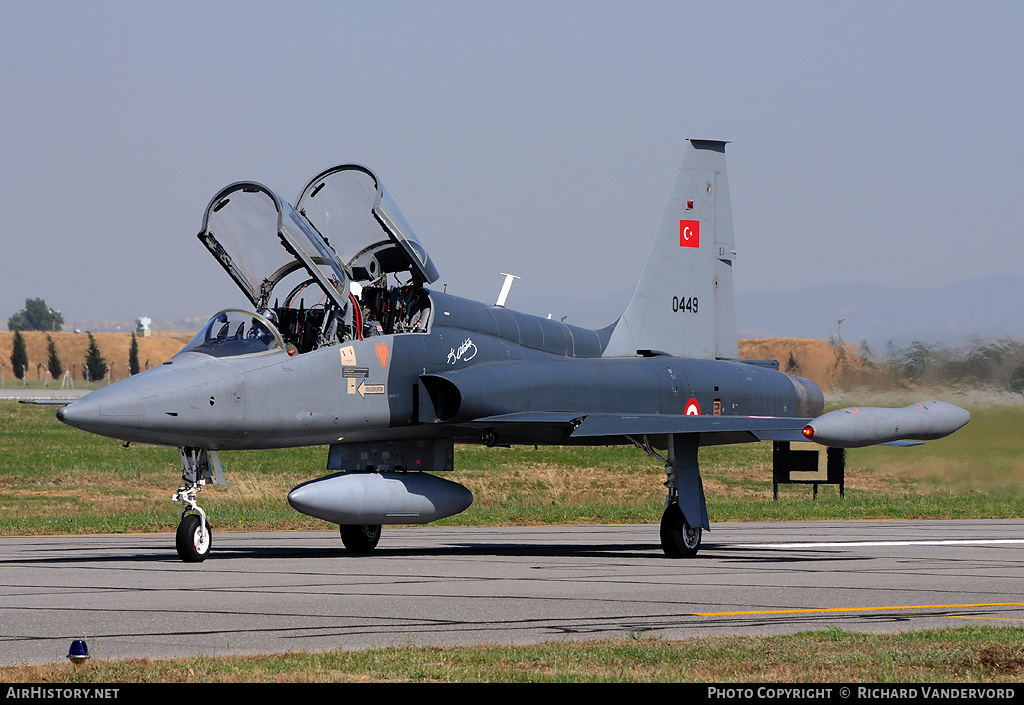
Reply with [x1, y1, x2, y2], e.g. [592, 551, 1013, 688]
[57, 140, 970, 562]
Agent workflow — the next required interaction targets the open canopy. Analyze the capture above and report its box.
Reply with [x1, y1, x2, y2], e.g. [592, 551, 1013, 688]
[198, 183, 351, 311]
[295, 165, 439, 285]
[198, 166, 439, 315]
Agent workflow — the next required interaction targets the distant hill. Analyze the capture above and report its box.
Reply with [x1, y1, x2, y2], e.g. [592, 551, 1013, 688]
[506, 275, 1024, 347]
[736, 274, 1024, 346]
[5, 331, 1019, 396]
[0, 330, 852, 391]
[9, 273, 1017, 387]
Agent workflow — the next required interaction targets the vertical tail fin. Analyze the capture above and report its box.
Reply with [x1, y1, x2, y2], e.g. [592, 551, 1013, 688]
[603, 139, 738, 360]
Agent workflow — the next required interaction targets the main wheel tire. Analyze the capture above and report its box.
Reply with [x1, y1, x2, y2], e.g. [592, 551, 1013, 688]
[660, 502, 701, 558]
[176, 514, 212, 563]
[340, 524, 382, 552]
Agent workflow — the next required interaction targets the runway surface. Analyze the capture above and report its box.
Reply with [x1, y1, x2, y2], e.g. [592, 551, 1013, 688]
[2, 519, 1023, 665]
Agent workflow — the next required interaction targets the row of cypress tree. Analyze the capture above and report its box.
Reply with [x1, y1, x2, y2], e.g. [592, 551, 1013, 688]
[7, 331, 141, 381]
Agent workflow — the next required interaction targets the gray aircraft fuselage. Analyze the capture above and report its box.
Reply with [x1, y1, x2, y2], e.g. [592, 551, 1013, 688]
[58, 288, 823, 451]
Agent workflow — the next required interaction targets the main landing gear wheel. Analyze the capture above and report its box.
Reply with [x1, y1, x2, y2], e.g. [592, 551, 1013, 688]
[660, 502, 701, 558]
[176, 514, 212, 563]
[340, 524, 382, 552]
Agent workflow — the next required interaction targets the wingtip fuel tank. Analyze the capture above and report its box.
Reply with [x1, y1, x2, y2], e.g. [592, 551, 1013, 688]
[802, 401, 970, 448]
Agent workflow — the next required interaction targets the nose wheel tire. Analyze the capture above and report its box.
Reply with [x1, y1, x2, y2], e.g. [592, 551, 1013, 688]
[660, 502, 701, 558]
[176, 514, 212, 562]
[340, 524, 382, 552]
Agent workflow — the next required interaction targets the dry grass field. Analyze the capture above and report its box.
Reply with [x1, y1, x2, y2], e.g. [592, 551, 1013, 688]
[0, 330, 192, 384]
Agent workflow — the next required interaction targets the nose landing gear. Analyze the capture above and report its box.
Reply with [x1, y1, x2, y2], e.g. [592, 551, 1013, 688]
[175, 510, 211, 562]
[172, 448, 225, 563]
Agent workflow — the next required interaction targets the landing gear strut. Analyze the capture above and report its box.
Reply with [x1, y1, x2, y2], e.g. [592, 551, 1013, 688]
[172, 448, 224, 563]
[631, 433, 709, 558]
[660, 434, 708, 557]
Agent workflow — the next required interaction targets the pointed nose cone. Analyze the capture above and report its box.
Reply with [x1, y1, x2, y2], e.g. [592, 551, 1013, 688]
[56, 396, 102, 431]
[56, 384, 143, 439]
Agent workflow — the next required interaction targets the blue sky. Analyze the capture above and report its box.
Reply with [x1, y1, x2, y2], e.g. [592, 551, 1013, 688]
[2, 1, 1022, 332]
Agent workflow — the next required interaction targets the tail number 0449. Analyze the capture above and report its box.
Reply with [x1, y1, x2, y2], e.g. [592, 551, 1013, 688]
[672, 296, 698, 313]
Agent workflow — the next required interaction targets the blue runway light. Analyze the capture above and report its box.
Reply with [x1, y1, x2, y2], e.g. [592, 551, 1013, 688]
[67, 639, 90, 664]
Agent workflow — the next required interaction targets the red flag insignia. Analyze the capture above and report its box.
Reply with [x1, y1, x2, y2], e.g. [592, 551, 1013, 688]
[679, 220, 700, 248]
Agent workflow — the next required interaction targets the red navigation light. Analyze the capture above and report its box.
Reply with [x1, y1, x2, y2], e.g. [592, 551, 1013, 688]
[802, 425, 814, 439]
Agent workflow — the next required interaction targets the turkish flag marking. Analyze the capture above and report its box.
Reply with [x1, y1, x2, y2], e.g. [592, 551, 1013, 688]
[679, 219, 700, 248]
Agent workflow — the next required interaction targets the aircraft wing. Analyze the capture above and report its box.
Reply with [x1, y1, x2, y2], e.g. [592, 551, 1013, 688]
[569, 413, 810, 439]
[472, 411, 812, 443]
[469, 411, 936, 446]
